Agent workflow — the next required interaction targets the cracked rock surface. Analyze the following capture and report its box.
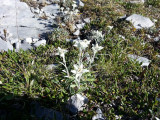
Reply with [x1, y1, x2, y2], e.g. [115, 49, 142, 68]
[0, 0, 59, 51]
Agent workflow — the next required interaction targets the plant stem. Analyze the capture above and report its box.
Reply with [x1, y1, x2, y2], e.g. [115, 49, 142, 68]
[89, 51, 96, 68]
[63, 56, 70, 77]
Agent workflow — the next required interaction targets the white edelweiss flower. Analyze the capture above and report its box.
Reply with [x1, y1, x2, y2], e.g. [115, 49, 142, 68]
[92, 43, 104, 53]
[107, 26, 113, 30]
[64, 10, 69, 14]
[74, 39, 91, 50]
[72, 3, 77, 10]
[69, 11, 74, 16]
[71, 63, 89, 79]
[91, 30, 104, 43]
[60, 7, 64, 12]
[56, 47, 68, 58]
[0, 81, 2, 85]
[95, 30, 103, 37]
[74, 9, 79, 15]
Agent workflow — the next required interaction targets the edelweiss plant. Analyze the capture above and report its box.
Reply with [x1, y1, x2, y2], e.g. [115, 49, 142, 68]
[90, 30, 105, 44]
[60, 0, 80, 25]
[90, 43, 104, 66]
[56, 38, 104, 90]
[56, 47, 70, 78]
[71, 63, 89, 88]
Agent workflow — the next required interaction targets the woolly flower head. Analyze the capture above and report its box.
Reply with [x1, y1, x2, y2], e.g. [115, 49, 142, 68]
[92, 43, 104, 53]
[71, 63, 89, 80]
[74, 39, 91, 50]
[72, 2, 77, 10]
[90, 30, 104, 43]
[56, 47, 68, 58]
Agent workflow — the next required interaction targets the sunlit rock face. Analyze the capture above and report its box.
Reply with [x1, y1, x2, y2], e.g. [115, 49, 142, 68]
[0, 0, 60, 51]
[126, 14, 154, 29]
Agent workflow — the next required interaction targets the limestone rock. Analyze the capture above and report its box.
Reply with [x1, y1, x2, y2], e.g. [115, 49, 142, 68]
[43, 4, 59, 17]
[30, 102, 70, 120]
[34, 39, 46, 47]
[33, 38, 39, 43]
[9, 38, 19, 44]
[126, 14, 154, 29]
[0, 39, 13, 52]
[128, 54, 151, 67]
[25, 38, 33, 44]
[45, 64, 58, 70]
[92, 108, 105, 120]
[67, 94, 88, 115]
[128, 0, 145, 4]
[74, 0, 84, 7]
[18, 42, 33, 51]
[83, 18, 91, 23]
[73, 30, 80, 36]
[14, 42, 20, 50]
[76, 23, 85, 29]
[0, 0, 59, 47]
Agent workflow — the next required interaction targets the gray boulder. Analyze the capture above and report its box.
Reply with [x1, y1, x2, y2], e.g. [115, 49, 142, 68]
[129, 0, 145, 4]
[0, 0, 59, 45]
[128, 54, 151, 67]
[126, 14, 154, 29]
[45, 64, 58, 70]
[92, 108, 105, 120]
[34, 39, 46, 47]
[30, 102, 70, 120]
[74, 0, 84, 7]
[66, 94, 88, 115]
[17, 42, 33, 51]
[0, 39, 13, 52]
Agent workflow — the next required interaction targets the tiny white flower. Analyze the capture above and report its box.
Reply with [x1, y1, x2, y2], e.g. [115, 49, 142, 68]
[92, 43, 104, 53]
[0, 81, 2, 85]
[74, 39, 91, 50]
[56, 47, 68, 58]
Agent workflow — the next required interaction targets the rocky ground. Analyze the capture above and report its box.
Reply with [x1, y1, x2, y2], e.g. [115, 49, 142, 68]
[0, 0, 160, 120]
[0, 0, 60, 51]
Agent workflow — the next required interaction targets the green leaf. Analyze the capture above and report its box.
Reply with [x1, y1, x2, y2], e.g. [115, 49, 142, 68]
[70, 84, 77, 88]
[85, 78, 95, 81]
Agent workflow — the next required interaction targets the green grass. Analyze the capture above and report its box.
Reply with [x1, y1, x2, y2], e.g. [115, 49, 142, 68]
[1, 0, 160, 119]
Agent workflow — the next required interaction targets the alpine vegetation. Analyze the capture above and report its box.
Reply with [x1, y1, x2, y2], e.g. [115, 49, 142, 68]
[56, 39, 103, 89]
